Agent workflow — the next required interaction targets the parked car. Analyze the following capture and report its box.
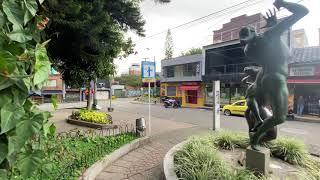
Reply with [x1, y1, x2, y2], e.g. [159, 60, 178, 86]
[222, 100, 295, 120]
[222, 100, 247, 116]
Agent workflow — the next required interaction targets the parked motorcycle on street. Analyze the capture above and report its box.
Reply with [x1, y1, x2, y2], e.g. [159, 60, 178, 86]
[161, 96, 181, 108]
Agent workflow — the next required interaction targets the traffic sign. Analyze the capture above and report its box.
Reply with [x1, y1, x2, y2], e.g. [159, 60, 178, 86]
[141, 61, 156, 82]
[141, 60, 156, 136]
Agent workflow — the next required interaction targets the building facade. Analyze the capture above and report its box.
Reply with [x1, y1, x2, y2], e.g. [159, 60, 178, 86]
[129, 63, 141, 75]
[31, 68, 65, 103]
[213, 13, 266, 43]
[160, 54, 205, 108]
[291, 29, 309, 48]
[288, 46, 320, 115]
[203, 13, 291, 106]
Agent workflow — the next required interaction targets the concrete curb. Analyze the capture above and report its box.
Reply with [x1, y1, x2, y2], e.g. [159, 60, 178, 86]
[130, 101, 160, 105]
[80, 136, 151, 180]
[292, 116, 320, 124]
[66, 117, 117, 129]
[163, 141, 187, 180]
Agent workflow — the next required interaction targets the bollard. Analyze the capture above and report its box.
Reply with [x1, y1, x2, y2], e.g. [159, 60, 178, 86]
[136, 118, 146, 137]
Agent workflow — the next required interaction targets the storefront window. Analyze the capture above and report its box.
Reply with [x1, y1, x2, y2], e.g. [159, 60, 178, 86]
[167, 86, 176, 96]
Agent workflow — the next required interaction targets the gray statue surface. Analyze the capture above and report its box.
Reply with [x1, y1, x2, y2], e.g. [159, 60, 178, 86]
[240, 0, 309, 150]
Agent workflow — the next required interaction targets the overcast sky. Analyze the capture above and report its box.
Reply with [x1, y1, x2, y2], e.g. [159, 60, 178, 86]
[115, 0, 320, 75]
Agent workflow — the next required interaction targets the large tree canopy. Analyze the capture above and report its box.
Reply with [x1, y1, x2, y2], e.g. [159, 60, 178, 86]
[180, 47, 202, 56]
[114, 74, 142, 87]
[44, 0, 146, 87]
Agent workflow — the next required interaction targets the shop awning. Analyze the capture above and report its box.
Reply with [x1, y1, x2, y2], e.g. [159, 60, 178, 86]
[179, 86, 200, 90]
[287, 79, 320, 84]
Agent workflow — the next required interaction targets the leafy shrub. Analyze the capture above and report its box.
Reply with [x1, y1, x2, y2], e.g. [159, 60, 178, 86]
[213, 131, 249, 150]
[11, 133, 137, 179]
[73, 110, 111, 124]
[269, 137, 308, 165]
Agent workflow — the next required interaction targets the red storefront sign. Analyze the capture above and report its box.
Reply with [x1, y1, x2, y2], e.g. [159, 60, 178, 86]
[179, 86, 200, 90]
[287, 79, 320, 84]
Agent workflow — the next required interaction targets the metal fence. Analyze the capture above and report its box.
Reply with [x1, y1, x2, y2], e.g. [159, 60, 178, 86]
[41, 124, 137, 180]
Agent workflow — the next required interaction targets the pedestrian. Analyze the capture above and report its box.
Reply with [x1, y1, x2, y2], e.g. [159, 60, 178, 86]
[297, 96, 305, 116]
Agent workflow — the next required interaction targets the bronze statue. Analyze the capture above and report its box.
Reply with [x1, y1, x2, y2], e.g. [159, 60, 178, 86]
[240, 0, 309, 150]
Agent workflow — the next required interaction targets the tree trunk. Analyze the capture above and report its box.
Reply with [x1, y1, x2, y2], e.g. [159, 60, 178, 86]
[92, 77, 98, 109]
[87, 82, 92, 110]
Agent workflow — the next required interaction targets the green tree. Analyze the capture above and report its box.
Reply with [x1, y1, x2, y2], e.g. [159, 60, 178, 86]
[0, 0, 54, 179]
[43, 0, 145, 109]
[181, 47, 202, 56]
[114, 74, 142, 87]
[164, 29, 174, 59]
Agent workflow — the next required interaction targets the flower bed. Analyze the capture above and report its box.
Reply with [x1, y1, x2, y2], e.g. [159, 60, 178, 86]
[72, 109, 112, 124]
[10, 132, 137, 179]
[174, 131, 320, 180]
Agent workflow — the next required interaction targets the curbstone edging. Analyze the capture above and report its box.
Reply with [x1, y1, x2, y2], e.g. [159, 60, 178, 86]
[130, 101, 160, 105]
[66, 117, 117, 129]
[163, 141, 187, 180]
[79, 136, 151, 180]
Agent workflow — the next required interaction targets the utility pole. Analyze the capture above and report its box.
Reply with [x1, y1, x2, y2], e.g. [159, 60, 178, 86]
[153, 56, 156, 97]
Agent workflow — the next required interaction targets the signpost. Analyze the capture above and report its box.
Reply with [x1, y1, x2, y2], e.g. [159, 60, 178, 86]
[141, 61, 156, 136]
[212, 81, 220, 130]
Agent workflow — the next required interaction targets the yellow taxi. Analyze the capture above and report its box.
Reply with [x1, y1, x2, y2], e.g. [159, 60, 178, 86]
[222, 100, 248, 116]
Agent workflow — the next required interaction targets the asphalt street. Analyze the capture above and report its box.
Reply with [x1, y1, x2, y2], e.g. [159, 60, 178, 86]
[109, 98, 320, 147]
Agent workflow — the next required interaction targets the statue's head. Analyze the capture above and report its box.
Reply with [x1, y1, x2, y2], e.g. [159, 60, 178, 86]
[239, 26, 257, 44]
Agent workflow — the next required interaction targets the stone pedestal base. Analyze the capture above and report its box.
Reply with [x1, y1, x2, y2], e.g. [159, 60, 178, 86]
[246, 146, 270, 176]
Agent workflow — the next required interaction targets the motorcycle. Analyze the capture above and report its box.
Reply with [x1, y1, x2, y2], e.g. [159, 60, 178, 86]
[161, 96, 181, 108]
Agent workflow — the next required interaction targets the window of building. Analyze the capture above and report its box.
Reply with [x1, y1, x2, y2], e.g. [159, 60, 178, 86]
[183, 63, 199, 76]
[166, 66, 175, 78]
[167, 86, 176, 96]
[48, 80, 57, 87]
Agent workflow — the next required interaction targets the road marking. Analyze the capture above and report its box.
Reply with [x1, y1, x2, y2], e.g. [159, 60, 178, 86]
[280, 128, 307, 135]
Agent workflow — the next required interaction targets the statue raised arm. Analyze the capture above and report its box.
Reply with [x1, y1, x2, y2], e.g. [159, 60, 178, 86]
[239, 0, 308, 150]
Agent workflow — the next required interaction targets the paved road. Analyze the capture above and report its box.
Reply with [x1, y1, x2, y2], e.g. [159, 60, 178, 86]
[109, 98, 320, 147]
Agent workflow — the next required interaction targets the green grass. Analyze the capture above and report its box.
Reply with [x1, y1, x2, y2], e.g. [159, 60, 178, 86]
[269, 137, 308, 165]
[212, 131, 249, 150]
[175, 132, 320, 180]
[174, 138, 259, 180]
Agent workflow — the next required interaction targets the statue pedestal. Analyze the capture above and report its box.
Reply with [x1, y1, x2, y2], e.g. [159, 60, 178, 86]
[246, 146, 270, 176]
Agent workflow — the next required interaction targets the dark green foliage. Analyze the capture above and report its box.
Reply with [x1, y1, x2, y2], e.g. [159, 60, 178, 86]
[0, 0, 53, 179]
[44, 0, 146, 87]
[114, 74, 142, 87]
[164, 29, 173, 59]
[180, 47, 202, 56]
[10, 133, 137, 179]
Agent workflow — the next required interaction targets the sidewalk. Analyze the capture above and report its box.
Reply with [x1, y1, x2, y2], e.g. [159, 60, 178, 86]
[95, 127, 211, 180]
[294, 114, 320, 123]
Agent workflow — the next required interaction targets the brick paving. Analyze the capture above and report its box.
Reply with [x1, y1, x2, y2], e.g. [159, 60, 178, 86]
[96, 127, 211, 180]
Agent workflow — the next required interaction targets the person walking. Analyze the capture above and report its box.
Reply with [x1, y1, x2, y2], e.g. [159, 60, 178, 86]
[297, 96, 305, 116]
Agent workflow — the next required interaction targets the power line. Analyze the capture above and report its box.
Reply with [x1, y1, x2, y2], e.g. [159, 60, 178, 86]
[134, 0, 262, 43]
